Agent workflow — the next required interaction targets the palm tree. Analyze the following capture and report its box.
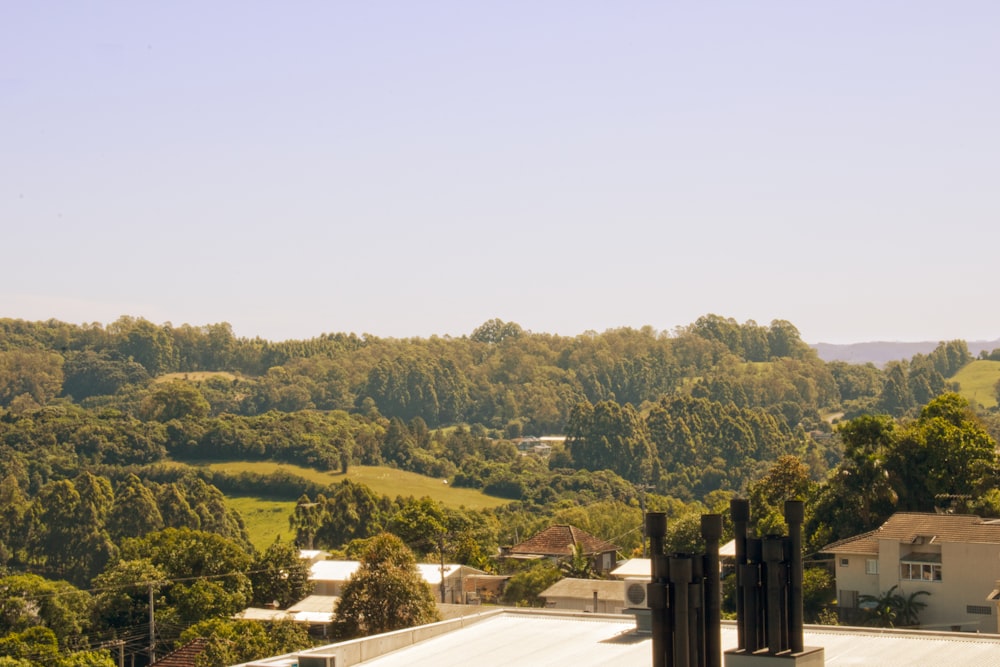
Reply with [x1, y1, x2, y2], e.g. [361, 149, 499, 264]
[858, 586, 930, 628]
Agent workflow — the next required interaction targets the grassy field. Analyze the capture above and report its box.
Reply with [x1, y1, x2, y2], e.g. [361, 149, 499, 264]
[953, 360, 1000, 410]
[201, 461, 511, 510]
[227, 495, 296, 551]
[204, 461, 511, 550]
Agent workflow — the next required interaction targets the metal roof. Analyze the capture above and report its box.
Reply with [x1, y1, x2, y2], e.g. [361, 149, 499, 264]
[235, 609, 1000, 667]
[309, 560, 481, 586]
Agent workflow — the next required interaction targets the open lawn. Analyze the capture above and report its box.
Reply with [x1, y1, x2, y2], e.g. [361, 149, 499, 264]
[227, 496, 296, 552]
[954, 360, 1000, 410]
[200, 461, 511, 510]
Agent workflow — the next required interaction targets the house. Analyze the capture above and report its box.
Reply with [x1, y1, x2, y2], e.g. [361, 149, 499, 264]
[232, 607, 1000, 667]
[609, 541, 737, 581]
[822, 512, 1000, 632]
[502, 525, 620, 574]
[538, 577, 626, 613]
[236, 595, 340, 637]
[309, 560, 488, 604]
[150, 637, 209, 666]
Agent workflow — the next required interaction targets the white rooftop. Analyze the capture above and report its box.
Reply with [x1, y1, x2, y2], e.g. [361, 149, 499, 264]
[235, 608, 1000, 667]
[310, 560, 469, 586]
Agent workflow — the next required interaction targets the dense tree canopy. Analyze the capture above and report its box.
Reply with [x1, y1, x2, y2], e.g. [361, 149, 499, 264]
[332, 533, 439, 638]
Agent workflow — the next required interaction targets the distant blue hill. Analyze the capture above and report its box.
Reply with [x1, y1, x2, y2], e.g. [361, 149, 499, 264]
[811, 339, 1000, 367]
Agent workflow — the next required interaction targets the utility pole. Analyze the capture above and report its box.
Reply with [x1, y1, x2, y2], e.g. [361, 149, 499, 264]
[636, 483, 654, 558]
[438, 533, 446, 603]
[101, 640, 124, 667]
[148, 583, 156, 663]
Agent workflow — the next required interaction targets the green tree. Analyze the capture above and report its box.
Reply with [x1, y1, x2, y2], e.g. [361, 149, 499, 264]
[859, 585, 929, 628]
[249, 541, 312, 609]
[120, 528, 252, 627]
[0, 350, 64, 410]
[886, 393, 998, 511]
[0, 574, 92, 648]
[140, 380, 210, 422]
[90, 559, 166, 635]
[180, 619, 310, 667]
[332, 533, 439, 638]
[500, 561, 561, 607]
[107, 475, 163, 541]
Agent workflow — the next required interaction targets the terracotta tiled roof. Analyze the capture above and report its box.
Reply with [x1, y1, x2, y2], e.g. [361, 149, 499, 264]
[510, 525, 619, 557]
[151, 638, 210, 667]
[822, 512, 1000, 555]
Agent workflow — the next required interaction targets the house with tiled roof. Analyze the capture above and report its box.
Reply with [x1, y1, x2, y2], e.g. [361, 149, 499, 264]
[821, 512, 1000, 632]
[502, 525, 619, 574]
[150, 637, 209, 667]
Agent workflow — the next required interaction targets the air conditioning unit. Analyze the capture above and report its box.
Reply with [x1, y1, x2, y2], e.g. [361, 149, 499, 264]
[624, 579, 650, 609]
[298, 652, 336, 667]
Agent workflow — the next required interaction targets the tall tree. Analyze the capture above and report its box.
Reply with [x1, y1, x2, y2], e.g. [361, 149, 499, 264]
[332, 533, 439, 638]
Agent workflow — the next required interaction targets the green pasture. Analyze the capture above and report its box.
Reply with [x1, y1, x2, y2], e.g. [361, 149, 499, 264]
[226, 496, 296, 552]
[203, 461, 511, 510]
[953, 360, 1000, 409]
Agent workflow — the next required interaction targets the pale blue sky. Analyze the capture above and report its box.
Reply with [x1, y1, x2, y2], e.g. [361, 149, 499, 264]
[3, 2, 998, 344]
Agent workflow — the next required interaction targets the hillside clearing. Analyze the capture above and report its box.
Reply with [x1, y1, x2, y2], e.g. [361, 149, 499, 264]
[200, 461, 511, 510]
[954, 360, 1000, 410]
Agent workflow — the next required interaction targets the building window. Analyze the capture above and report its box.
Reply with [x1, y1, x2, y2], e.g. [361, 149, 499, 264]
[967, 605, 992, 616]
[839, 558, 849, 567]
[865, 559, 879, 575]
[900, 561, 942, 582]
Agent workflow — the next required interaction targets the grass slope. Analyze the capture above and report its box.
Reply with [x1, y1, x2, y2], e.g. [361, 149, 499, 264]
[227, 495, 296, 552]
[203, 461, 511, 510]
[953, 360, 1000, 410]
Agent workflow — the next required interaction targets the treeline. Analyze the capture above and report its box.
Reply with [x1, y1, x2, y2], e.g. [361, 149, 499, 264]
[0, 315, 984, 432]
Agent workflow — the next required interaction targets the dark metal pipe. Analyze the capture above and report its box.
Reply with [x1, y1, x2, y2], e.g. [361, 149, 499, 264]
[647, 513, 668, 667]
[671, 556, 692, 667]
[785, 501, 805, 653]
[730, 499, 749, 652]
[745, 537, 763, 652]
[763, 537, 785, 654]
[701, 514, 723, 667]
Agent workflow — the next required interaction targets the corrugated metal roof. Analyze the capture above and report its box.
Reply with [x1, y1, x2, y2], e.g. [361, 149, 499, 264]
[234, 610, 1000, 667]
[310, 560, 482, 586]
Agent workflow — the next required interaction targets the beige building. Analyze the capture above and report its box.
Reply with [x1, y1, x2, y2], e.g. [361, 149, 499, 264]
[822, 512, 1000, 632]
[309, 560, 488, 604]
[539, 578, 626, 613]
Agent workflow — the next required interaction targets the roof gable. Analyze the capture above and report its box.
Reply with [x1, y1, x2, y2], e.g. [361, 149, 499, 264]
[510, 525, 619, 557]
[822, 513, 1000, 555]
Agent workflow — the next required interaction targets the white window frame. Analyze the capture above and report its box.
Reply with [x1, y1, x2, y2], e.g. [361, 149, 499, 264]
[900, 561, 942, 582]
[865, 558, 879, 575]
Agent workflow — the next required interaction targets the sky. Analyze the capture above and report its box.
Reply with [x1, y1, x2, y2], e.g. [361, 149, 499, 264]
[3, 3, 998, 345]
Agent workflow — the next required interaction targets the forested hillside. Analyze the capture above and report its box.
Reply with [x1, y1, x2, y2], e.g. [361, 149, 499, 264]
[1, 314, 999, 665]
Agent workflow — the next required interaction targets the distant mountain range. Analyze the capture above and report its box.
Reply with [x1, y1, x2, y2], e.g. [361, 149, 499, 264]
[811, 339, 1000, 366]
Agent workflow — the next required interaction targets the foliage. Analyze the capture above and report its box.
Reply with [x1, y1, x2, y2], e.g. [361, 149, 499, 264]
[500, 561, 562, 607]
[249, 541, 312, 609]
[180, 619, 311, 667]
[858, 585, 929, 628]
[332, 533, 439, 638]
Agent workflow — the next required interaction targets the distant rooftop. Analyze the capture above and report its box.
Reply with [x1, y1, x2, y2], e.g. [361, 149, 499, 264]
[823, 512, 1000, 555]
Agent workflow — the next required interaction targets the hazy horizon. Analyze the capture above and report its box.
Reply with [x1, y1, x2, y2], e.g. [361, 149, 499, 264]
[4, 3, 998, 346]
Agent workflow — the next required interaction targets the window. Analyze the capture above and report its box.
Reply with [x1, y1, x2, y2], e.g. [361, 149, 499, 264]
[900, 562, 942, 582]
[865, 559, 879, 575]
[839, 558, 849, 567]
[967, 605, 992, 616]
